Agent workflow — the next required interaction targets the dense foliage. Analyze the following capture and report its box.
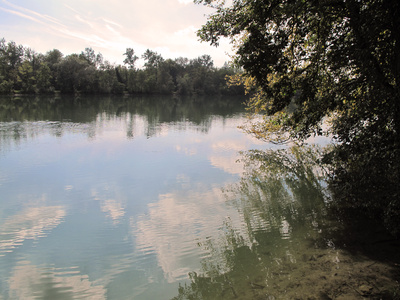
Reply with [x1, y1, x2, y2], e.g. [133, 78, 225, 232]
[0, 38, 244, 96]
[196, 0, 400, 235]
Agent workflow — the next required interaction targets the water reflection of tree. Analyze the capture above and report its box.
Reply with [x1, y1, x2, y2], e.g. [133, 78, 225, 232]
[238, 146, 329, 231]
[173, 145, 332, 300]
[0, 95, 245, 146]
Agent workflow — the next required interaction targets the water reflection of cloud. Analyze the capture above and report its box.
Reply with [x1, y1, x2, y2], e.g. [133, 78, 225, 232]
[209, 137, 266, 175]
[91, 189, 126, 224]
[8, 261, 106, 299]
[175, 144, 197, 156]
[209, 154, 244, 175]
[0, 206, 66, 256]
[132, 188, 242, 283]
[211, 139, 247, 152]
[101, 199, 125, 224]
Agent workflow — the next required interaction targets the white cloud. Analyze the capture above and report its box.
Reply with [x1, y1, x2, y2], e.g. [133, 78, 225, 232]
[0, 0, 232, 66]
[0, 6, 46, 25]
[178, 0, 195, 4]
[1, 0, 64, 26]
[102, 18, 123, 29]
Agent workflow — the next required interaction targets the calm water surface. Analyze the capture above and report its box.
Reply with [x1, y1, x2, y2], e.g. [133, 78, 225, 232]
[0, 95, 332, 299]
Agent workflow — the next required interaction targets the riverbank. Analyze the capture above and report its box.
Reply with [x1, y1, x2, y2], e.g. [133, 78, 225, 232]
[248, 216, 400, 299]
[259, 243, 400, 299]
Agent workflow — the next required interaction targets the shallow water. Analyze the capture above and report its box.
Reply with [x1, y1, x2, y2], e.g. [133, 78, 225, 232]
[0, 95, 398, 300]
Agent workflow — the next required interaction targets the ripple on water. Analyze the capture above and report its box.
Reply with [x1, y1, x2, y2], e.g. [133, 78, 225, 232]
[7, 261, 107, 299]
[0, 206, 66, 257]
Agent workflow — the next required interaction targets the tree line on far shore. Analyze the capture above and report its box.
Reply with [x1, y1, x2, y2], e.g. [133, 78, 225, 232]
[0, 38, 244, 96]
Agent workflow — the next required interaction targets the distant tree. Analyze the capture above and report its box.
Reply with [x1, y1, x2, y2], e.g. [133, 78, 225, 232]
[44, 49, 63, 89]
[97, 60, 118, 93]
[44, 49, 63, 66]
[4, 40, 24, 70]
[188, 55, 215, 94]
[176, 73, 193, 95]
[35, 62, 53, 93]
[142, 49, 164, 91]
[190, 54, 213, 69]
[175, 57, 189, 68]
[56, 54, 92, 93]
[80, 47, 96, 65]
[0, 40, 24, 88]
[123, 48, 138, 69]
[17, 61, 36, 93]
[95, 52, 104, 68]
[0, 37, 244, 96]
[142, 49, 163, 69]
[23, 47, 42, 74]
[157, 60, 175, 93]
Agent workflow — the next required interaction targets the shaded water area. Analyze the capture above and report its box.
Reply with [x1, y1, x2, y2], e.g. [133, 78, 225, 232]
[0, 95, 399, 299]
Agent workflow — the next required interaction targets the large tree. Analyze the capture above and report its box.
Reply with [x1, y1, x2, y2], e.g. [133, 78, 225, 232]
[196, 0, 400, 234]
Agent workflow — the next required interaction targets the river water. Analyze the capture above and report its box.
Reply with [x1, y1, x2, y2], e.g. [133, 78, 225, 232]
[0, 95, 398, 299]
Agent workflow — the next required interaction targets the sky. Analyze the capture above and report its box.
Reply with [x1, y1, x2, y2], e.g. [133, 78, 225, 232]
[0, 0, 233, 67]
